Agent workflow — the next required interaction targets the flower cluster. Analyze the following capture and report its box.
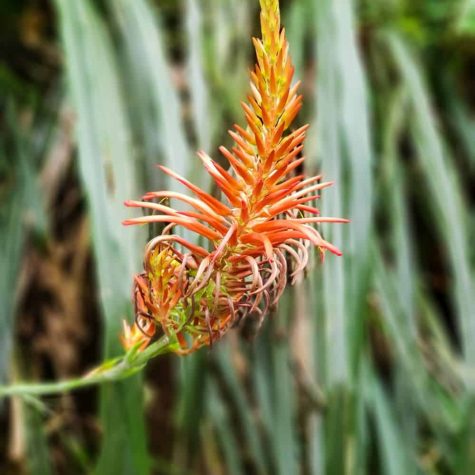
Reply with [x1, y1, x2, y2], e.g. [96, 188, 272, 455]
[122, 0, 348, 354]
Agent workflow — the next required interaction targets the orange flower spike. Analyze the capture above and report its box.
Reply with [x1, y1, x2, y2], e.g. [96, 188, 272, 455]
[121, 0, 348, 355]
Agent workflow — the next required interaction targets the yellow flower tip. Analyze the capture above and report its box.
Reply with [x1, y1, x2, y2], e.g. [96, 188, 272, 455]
[120, 319, 154, 352]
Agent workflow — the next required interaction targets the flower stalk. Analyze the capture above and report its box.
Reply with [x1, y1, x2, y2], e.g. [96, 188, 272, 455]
[0, 336, 173, 399]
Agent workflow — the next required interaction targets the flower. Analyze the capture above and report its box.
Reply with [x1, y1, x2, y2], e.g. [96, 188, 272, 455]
[122, 0, 348, 354]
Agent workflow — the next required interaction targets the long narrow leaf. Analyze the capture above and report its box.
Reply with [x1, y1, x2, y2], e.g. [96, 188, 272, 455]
[54, 1, 150, 473]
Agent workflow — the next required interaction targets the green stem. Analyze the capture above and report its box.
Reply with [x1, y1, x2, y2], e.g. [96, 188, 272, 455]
[0, 336, 174, 399]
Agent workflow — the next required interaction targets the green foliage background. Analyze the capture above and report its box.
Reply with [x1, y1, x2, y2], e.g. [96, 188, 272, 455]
[1, 0, 475, 473]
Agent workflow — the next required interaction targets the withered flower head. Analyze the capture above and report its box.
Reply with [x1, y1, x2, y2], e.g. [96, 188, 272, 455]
[122, 0, 348, 354]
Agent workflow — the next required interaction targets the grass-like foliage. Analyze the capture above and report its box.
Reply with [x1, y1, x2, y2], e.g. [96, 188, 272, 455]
[1, 0, 474, 473]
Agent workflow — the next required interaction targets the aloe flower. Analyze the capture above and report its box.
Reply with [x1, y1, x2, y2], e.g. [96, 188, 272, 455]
[122, 0, 348, 354]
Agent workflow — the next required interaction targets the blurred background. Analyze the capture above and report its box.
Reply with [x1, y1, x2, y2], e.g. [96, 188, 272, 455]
[1, 0, 475, 473]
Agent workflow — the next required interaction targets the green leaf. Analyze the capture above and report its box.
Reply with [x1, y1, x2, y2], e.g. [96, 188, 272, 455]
[387, 33, 475, 379]
[53, 0, 150, 473]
